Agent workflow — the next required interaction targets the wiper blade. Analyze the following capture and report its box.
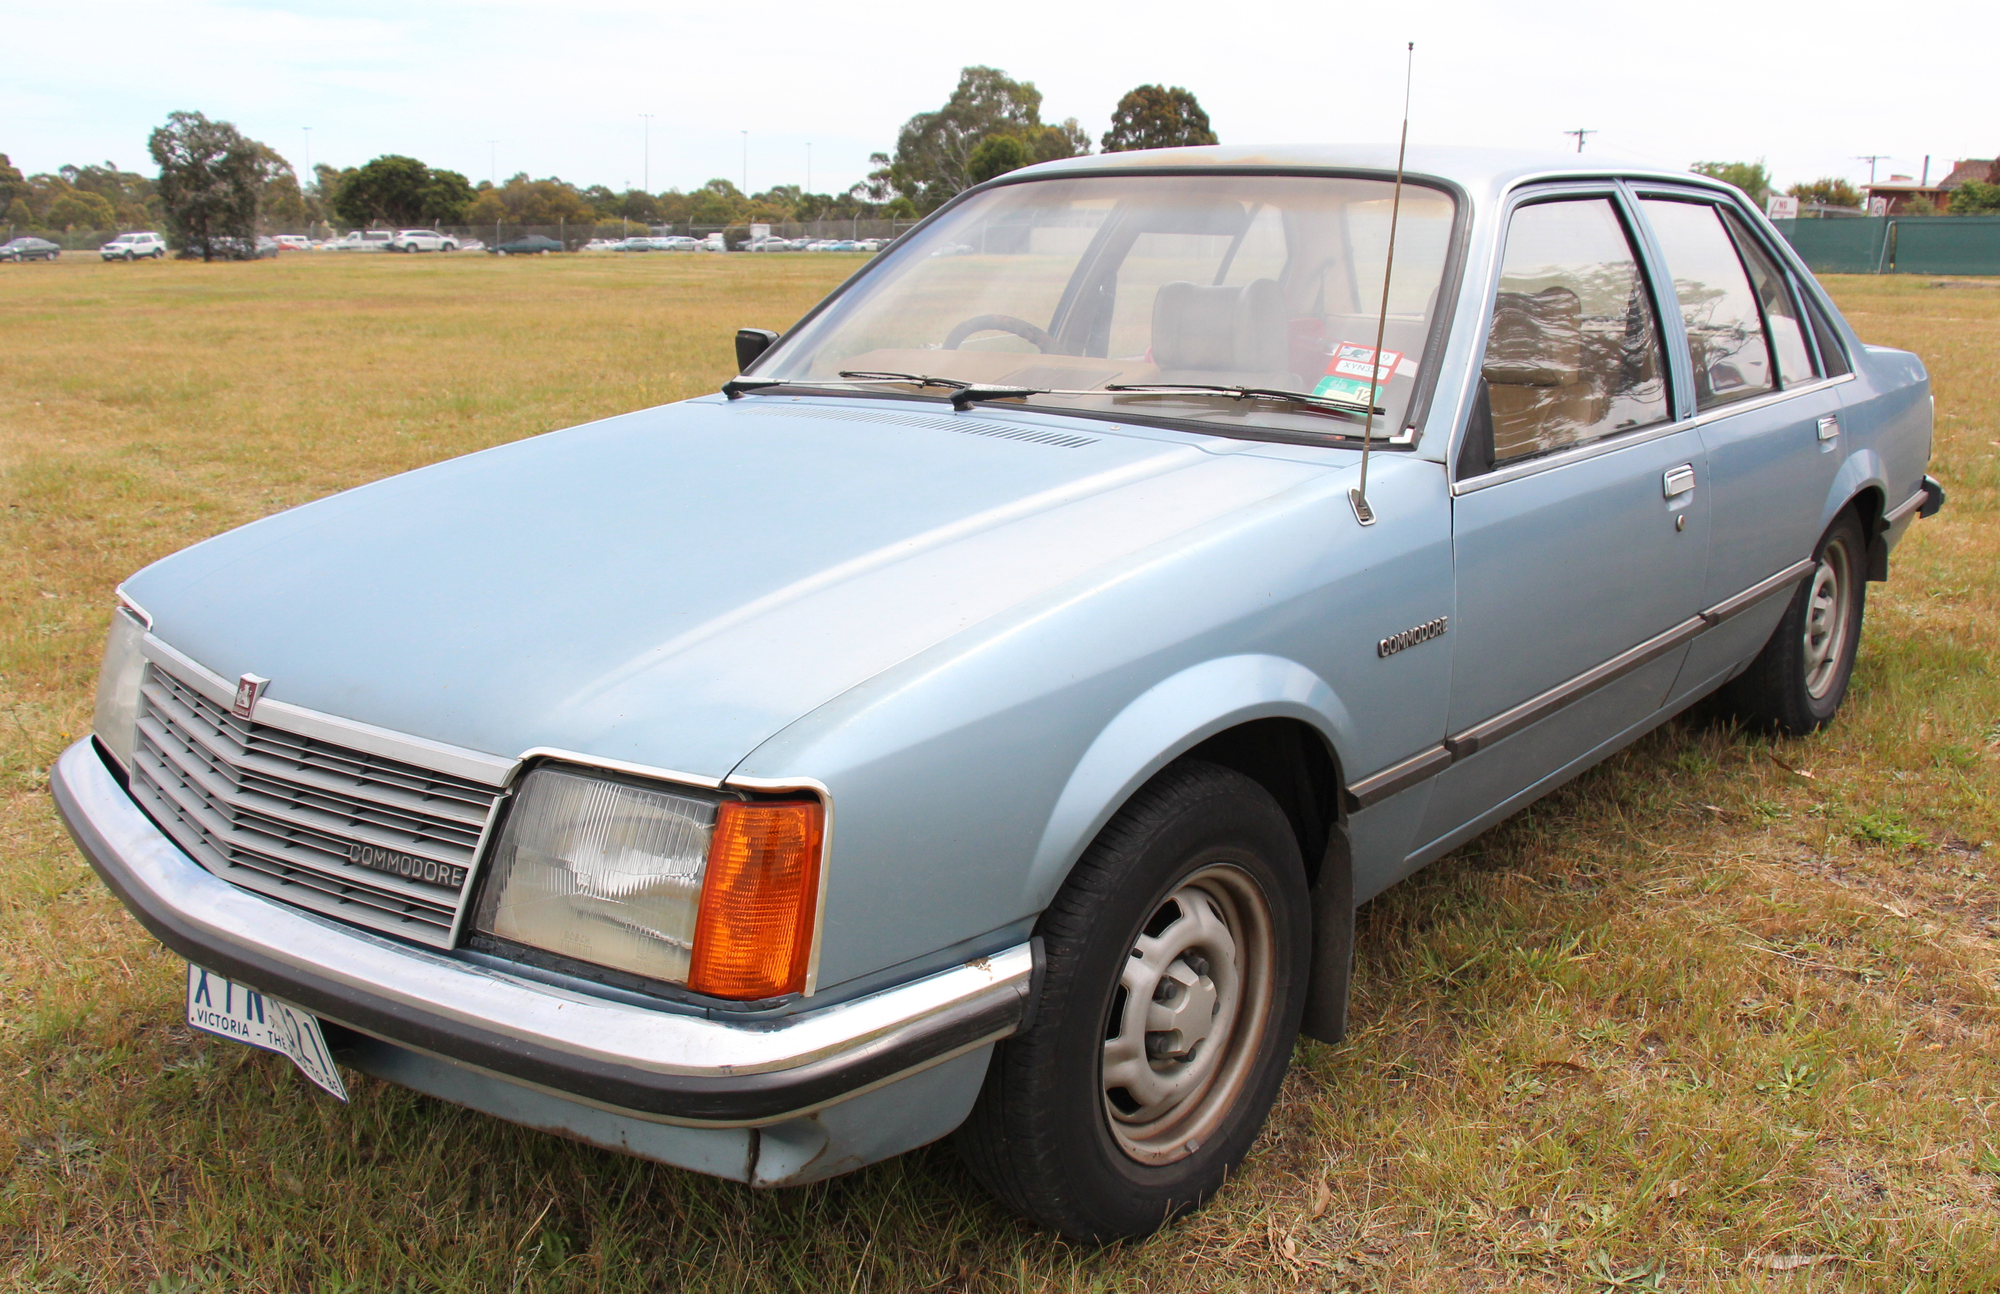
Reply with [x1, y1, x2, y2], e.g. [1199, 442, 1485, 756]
[721, 370, 975, 400]
[1104, 383, 1384, 419]
[835, 369, 969, 391]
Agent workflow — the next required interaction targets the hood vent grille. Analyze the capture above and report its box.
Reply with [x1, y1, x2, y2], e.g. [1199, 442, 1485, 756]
[734, 403, 1098, 449]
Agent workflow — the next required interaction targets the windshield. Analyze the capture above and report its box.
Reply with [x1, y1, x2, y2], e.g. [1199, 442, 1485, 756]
[755, 172, 1458, 440]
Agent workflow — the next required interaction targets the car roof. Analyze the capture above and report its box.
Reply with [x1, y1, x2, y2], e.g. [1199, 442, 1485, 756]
[1009, 144, 1739, 205]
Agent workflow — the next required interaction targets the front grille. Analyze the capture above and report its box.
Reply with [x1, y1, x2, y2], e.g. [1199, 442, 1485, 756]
[128, 657, 504, 947]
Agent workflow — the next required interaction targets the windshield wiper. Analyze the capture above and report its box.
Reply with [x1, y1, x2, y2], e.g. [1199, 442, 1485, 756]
[1103, 383, 1384, 419]
[721, 370, 972, 400]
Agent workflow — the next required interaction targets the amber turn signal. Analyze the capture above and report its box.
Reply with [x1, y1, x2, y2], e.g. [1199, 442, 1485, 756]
[687, 799, 825, 999]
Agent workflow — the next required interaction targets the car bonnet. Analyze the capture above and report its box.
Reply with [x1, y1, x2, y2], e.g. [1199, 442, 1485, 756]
[122, 397, 1324, 780]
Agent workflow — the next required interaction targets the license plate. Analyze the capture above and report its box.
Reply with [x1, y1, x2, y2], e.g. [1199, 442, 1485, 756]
[184, 964, 348, 1101]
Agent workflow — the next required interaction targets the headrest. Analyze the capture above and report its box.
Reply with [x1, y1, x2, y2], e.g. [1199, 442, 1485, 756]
[1482, 287, 1584, 386]
[1151, 279, 1286, 374]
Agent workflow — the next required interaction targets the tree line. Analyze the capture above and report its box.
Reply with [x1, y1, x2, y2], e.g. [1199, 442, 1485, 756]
[1692, 159, 2000, 216]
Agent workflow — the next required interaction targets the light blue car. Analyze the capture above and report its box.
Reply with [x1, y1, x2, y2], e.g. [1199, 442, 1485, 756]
[56, 146, 1943, 1240]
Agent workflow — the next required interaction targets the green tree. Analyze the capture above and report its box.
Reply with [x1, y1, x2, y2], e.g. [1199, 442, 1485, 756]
[5, 197, 37, 230]
[966, 134, 1031, 185]
[59, 162, 156, 225]
[1100, 85, 1217, 153]
[148, 110, 266, 260]
[333, 154, 474, 226]
[0, 154, 29, 210]
[1899, 194, 1940, 217]
[43, 190, 116, 230]
[1690, 160, 1771, 208]
[882, 66, 1088, 212]
[1948, 180, 2000, 215]
[1786, 177, 1862, 209]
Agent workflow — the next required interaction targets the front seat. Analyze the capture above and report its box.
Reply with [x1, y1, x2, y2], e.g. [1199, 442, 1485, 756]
[1150, 279, 1298, 389]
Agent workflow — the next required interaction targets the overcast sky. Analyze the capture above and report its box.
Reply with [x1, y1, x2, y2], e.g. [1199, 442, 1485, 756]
[7, 0, 1988, 198]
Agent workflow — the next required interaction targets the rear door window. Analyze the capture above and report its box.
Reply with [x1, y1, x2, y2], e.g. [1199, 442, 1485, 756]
[1637, 199, 1774, 409]
[1721, 212, 1817, 387]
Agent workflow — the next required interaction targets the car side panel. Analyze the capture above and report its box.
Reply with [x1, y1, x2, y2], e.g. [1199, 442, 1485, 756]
[733, 455, 1454, 994]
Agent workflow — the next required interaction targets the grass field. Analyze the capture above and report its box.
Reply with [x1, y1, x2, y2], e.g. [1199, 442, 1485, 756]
[2, 253, 1996, 1292]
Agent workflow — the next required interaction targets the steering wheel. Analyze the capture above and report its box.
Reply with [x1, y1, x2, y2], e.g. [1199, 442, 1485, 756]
[943, 313, 1061, 353]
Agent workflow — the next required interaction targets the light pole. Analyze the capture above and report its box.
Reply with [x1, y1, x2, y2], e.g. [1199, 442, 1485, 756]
[1563, 127, 1596, 153]
[640, 113, 654, 193]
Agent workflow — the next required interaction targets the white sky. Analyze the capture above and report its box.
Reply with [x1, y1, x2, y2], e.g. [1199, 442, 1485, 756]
[5, 0, 1988, 198]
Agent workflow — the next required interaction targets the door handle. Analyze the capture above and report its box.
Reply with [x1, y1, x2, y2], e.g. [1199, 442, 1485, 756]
[1663, 464, 1697, 499]
[1817, 414, 1841, 441]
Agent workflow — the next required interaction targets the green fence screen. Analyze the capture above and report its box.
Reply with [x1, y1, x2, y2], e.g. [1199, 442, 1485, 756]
[1770, 216, 2000, 275]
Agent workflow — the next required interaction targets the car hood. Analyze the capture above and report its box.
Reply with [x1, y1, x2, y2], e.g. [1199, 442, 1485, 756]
[125, 397, 1329, 779]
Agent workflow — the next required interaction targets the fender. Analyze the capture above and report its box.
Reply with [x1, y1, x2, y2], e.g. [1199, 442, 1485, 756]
[1023, 654, 1353, 915]
[1824, 445, 1888, 538]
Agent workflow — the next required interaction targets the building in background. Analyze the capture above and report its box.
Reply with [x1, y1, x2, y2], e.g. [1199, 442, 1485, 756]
[1866, 158, 1993, 214]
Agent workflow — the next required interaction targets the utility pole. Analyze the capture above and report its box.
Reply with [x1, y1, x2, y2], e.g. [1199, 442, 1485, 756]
[1855, 154, 1887, 185]
[1563, 128, 1596, 153]
[640, 114, 654, 193]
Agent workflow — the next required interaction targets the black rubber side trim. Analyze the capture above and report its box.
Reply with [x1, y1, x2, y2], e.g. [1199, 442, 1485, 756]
[55, 771, 1022, 1124]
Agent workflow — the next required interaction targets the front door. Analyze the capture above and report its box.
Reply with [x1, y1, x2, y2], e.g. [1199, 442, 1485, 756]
[1417, 190, 1709, 854]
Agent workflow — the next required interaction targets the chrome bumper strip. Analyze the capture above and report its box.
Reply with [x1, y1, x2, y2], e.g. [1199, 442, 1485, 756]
[52, 740, 1030, 1124]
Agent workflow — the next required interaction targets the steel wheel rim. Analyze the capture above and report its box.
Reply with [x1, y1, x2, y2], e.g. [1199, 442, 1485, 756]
[1803, 536, 1853, 700]
[1100, 862, 1275, 1165]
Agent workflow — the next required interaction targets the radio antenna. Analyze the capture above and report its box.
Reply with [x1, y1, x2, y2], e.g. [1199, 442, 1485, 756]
[1350, 40, 1414, 528]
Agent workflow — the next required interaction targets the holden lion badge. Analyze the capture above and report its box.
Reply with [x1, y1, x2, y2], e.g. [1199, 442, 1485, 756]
[232, 673, 270, 720]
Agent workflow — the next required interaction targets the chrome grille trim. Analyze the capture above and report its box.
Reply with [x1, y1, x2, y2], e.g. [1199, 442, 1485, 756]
[126, 646, 507, 948]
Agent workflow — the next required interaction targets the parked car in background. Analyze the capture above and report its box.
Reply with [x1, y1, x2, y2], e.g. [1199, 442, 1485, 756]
[488, 234, 564, 255]
[699, 232, 727, 251]
[0, 236, 61, 262]
[387, 229, 459, 253]
[456, 239, 486, 253]
[100, 232, 168, 261]
[739, 235, 791, 252]
[612, 237, 656, 252]
[653, 235, 701, 251]
[272, 235, 312, 252]
[582, 239, 621, 252]
[329, 231, 395, 252]
[58, 146, 1943, 1243]
[177, 237, 280, 261]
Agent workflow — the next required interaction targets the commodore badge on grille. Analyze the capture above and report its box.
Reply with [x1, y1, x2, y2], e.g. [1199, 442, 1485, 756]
[232, 673, 269, 720]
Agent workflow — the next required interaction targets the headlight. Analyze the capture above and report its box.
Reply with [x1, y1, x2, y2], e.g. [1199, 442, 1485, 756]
[473, 767, 824, 1000]
[92, 607, 148, 770]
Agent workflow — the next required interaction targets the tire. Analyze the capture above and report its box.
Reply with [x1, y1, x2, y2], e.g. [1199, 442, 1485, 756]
[124, 250, 135, 262]
[1717, 509, 1867, 735]
[954, 759, 1309, 1241]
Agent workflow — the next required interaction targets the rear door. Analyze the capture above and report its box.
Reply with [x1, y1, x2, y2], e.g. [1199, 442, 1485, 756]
[1417, 186, 1711, 855]
[1631, 192, 1849, 699]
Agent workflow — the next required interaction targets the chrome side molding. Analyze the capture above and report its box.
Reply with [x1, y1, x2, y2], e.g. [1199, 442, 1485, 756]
[1349, 556, 1817, 809]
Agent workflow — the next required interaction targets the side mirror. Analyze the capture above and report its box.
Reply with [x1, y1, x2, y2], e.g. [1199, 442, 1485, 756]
[735, 328, 779, 372]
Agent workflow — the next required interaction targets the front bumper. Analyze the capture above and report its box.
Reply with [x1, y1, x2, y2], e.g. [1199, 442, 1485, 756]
[52, 739, 1030, 1125]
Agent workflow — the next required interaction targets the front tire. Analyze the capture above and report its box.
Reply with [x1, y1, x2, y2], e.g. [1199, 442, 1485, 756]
[954, 760, 1309, 1241]
[1718, 510, 1867, 735]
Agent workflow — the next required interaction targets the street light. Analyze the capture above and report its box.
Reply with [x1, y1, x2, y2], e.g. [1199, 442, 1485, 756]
[640, 114, 655, 193]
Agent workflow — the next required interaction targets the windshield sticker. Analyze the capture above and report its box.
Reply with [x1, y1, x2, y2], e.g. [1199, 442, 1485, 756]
[1313, 343, 1403, 404]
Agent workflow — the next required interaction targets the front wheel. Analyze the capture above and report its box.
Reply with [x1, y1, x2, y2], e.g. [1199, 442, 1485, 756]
[954, 760, 1309, 1241]
[1718, 510, 1867, 735]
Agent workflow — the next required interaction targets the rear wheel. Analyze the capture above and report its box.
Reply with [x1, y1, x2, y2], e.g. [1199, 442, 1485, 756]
[954, 760, 1308, 1241]
[1718, 510, 1867, 735]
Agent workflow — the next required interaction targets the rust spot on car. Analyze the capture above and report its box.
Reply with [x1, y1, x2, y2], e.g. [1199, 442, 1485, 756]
[967, 956, 992, 972]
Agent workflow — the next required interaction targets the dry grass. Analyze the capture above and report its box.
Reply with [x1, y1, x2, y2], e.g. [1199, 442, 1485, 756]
[2, 257, 1996, 1292]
